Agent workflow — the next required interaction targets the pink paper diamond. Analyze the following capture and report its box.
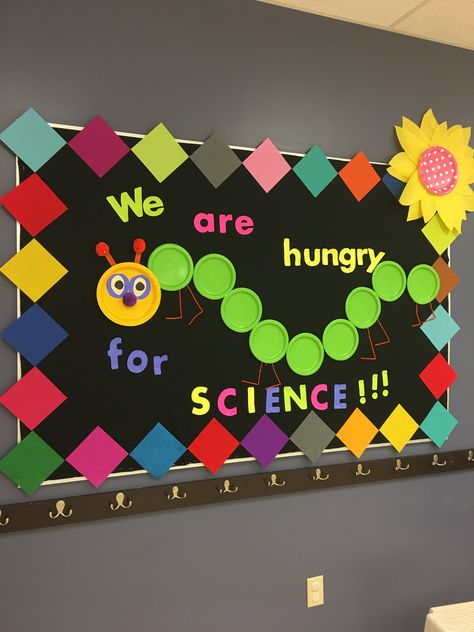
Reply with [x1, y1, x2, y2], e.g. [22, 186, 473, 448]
[243, 138, 291, 192]
[66, 427, 128, 487]
[0, 367, 66, 429]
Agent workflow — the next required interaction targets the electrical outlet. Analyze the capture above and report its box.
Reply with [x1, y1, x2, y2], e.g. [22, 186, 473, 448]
[306, 575, 324, 608]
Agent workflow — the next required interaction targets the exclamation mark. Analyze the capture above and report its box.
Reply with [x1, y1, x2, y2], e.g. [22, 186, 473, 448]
[382, 370, 389, 396]
[358, 379, 366, 404]
[372, 374, 378, 399]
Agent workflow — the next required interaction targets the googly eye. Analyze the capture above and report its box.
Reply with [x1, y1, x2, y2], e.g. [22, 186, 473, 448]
[132, 275, 151, 299]
[107, 274, 128, 298]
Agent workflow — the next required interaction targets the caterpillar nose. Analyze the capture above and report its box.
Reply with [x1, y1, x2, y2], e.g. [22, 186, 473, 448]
[123, 292, 137, 307]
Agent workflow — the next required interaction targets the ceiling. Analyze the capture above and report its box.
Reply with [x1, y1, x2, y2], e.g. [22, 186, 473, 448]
[258, 0, 474, 50]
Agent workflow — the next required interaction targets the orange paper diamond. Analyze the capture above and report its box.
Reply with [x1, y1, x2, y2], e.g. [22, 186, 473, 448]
[337, 408, 378, 457]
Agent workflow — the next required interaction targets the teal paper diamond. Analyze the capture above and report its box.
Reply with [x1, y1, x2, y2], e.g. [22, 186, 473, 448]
[293, 146, 337, 197]
[420, 305, 460, 351]
[420, 402, 458, 447]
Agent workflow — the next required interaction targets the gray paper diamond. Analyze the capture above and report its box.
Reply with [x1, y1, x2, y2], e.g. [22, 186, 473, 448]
[290, 411, 335, 463]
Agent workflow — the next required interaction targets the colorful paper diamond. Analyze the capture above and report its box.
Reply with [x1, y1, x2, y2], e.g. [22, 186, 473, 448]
[379, 404, 418, 452]
[336, 408, 378, 457]
[132, 122, 188, 182]
[338, 151, 381, 201]
[420, 305, 460, 351]
[130, 423, 186, 479]
[381, 172, 404, 199]
[0, 107, 66, 171]
[0, 174, 68, 236]
[68, 116, 130, 177]
[293, 146, 337, 197]
[190, 134, 241, 188]
[243, 138, 291, 193]
[1, 304, 68, 365]
[420, 402, 458, 447]
[0, 368, 66, 430]
[290, 411, 335, 463]
[422, 214, 458, 255]
[432, 257, 460, 302]
[0, 432, 63, 495]
[66, 427, 128, 487]
[419, 353, 457, 399]
[0, 239, 67, 301]
[241, 414, 288, 467]
[188, 418, 239, 474]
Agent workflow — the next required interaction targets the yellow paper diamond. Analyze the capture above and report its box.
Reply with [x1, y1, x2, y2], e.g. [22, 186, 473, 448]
[132, 123, 188, 182]
[1, 239, 67, 301]
[379, 404, 418, 452]
[422, 214, 459, 255]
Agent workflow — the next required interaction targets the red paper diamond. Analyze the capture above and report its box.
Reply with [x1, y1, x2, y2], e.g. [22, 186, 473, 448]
[0, 174, 68, 236]
[432, 257, 460, 302]
[338, 151, 381, 201]
[419, 353, 457, 399]
[188, 418, 239, 474]
[0, 367, 66, 429]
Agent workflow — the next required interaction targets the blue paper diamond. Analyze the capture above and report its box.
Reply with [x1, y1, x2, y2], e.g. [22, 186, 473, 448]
[382, 172, 404, 199]
[0, 108, 66, 171]
[2, 304, 68, 365]
[293, 146, 337, 197]
[420, 402, 458, 447]
[420, 305, 460, 351]
[130, 423, 186, 479]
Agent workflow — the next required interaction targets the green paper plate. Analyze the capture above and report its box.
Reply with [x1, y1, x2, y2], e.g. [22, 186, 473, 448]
[249, 319, 289, 363]
[322, 319, 359, 361]
[407, 264, 440, 305]
[147, 243, 193, 291]
[345, 287, 381, 329]
[193, 254, 236, 300]
[221, 288, 262, 333]
[371, 260, 406, 302]
[286, 333, 324, 376]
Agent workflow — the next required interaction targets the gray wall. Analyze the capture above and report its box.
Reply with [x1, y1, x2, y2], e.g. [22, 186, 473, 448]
[1, 1, 473, 630]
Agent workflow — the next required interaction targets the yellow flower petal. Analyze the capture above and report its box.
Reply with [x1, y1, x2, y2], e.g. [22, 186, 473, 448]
[464, 194, 474, 211]
[454, 181, 474, 196]
[421, 195, 437, 222]
[420, 109, 438, 137]
[388, 152, 416, 180]
[436, 194, 465, 231]
[445, 128, 470, 154]
[399, 170, 425, 206]
[402, 116, 430, 144]
[395, 127, 429, 163]
[430, 122, 448, 146]
[407, 201, 422, 221]
[387, 165, 408, 183]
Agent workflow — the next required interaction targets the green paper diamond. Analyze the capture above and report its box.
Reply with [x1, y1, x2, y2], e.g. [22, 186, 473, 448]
[0, 432, 63, 495]
[132, 123, 188, 182]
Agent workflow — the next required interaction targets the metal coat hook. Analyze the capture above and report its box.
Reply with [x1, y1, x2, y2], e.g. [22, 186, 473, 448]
[110, 492, 132, 511]
[219, 479, 238, 494]
[355, 463, 371, 476]
[267, 473, 286, 487]
[394, 458, 410, 471]
[48, 500, 72, 519]
[468, 450, 474, 462]
[0, 509, 9, 527]
[312, 468, 329, 481]
[432, 454, 447, 467]
[167, 485, 187, 500]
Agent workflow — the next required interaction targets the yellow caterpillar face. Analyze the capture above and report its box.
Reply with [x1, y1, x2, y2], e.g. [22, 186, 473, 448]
[96, 244, 161, 326]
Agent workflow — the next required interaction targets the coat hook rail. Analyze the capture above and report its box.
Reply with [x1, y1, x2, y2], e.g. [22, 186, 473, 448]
[0, 449, 472, 534]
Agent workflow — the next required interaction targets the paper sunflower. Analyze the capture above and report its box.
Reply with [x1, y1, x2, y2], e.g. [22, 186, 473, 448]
[388, 109, 474, 232]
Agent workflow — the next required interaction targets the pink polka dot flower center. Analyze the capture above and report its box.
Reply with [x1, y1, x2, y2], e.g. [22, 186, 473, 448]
[418, 146, 458, 196]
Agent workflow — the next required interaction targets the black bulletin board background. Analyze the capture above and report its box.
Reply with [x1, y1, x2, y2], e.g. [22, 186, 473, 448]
[18, 128, 447, 481]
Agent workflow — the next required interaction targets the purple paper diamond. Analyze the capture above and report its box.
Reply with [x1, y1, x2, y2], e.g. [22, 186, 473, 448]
[68, 116, 129, 177]
[66, 427, 128, 487]
[241, 414, 288, 467]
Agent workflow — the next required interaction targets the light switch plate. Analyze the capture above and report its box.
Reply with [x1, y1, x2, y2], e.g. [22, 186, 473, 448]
[306, 575, 324, 608]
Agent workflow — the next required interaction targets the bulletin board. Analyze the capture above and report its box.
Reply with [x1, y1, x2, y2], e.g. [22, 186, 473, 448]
[0, 108, 466, 495]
